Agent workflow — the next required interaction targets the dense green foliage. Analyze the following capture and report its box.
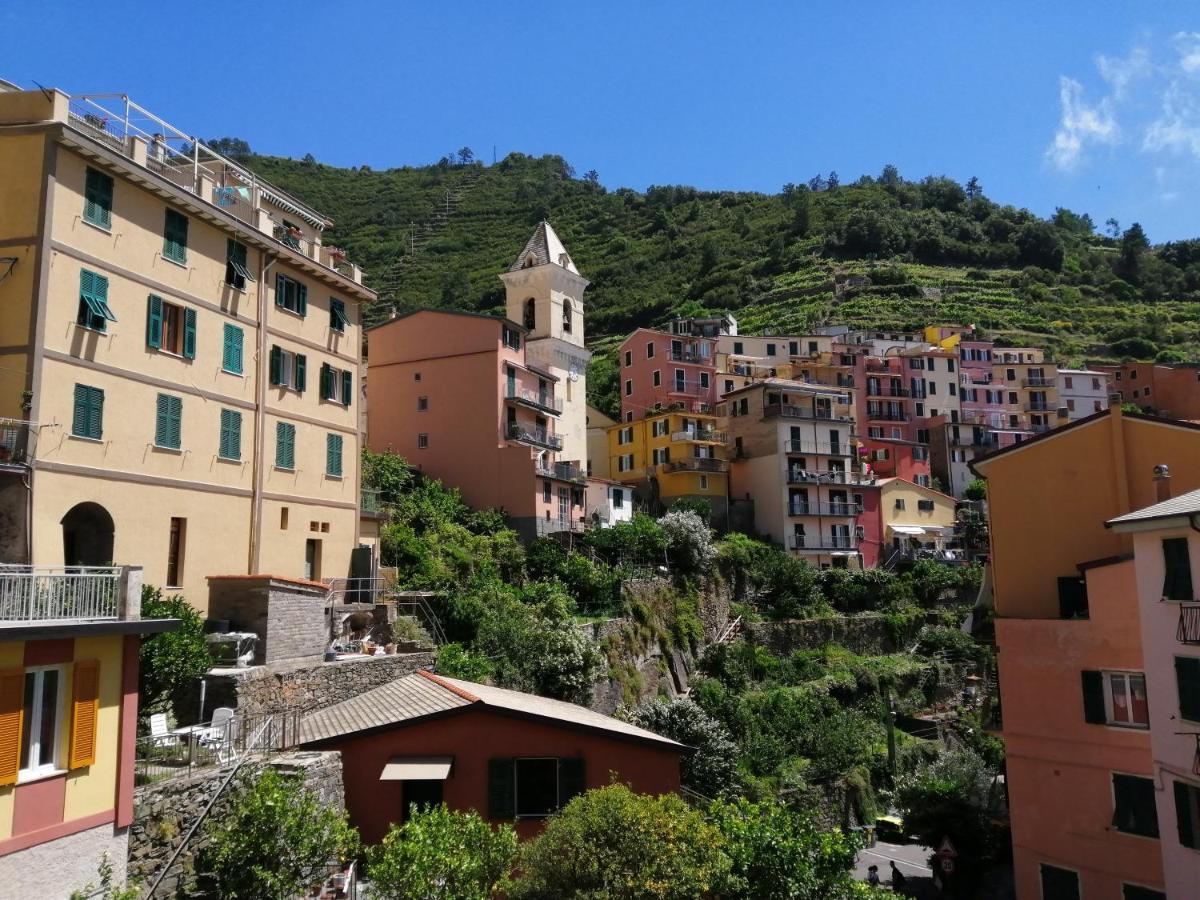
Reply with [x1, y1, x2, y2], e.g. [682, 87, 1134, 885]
[367, 806, 517, 900]
[138, 586, 210, 719]
[621, 698, 740, 799]
[242, 153, 1199, 419]
[196, 768, 359, 899]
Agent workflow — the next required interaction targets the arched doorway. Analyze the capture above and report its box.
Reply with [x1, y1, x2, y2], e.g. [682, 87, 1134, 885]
[61, 502, 114, 567]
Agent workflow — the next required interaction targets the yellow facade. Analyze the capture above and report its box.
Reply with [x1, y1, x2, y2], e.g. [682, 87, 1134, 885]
[606, 411, 729, 502]
[0, 89, 375, 613]
[879, 478, 957, 541]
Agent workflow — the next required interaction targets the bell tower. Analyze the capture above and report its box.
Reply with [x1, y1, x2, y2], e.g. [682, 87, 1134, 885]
[499, 221, 592, 466]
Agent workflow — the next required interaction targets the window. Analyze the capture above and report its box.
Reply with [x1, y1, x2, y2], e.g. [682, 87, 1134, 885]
[417, 396, 428, 411]
[226, 239, 251, 289]
[77, 269, 116, 332]
[72, 384, 104, 440]
[909, 358, 926, 370]
[269, 346, 307, 392]
[166, 517, 186, 587]
[947, 359, 955, 372]
[488, 757, 585, 820]
[1094, 400, 1103, 412]
[917, 499, 935, 511]
[1093, 378, 1101, 390]
[1112, 773, 1158, 837]
[417, 433, 429, 449]
[1064, 376, 1074, 389]
[652, 447, 670, 465]
[915, 474, 930, 487]
[320, 363, 353, 406]
[652, 419, 668, 438]
[766, 343, 776, 356]
[222, 324, 244, 375]
[612, 488, 624, 509]
[699, 475, 709, 490]
[1039, 864, 1079, 900]
[414, 372, 422, 382]
[894, 498, 906, 510]
[219, 409, 241, 461]
[1067, 399, 1075, 411]
[18, 667, 63, 778]
[928, 382, 937, 395]
[624, 350, 632, 367]
[617, 454, 634, 472]
[522, 298, 535, 330]
[1131, 369, 1139, 380]
[330, 297, 348, 333]
[275, 273, 308, 316]
[789, 341, 799, 356]
[868, 426, 882, 439]
[618, 427, 633, 445]
[562, 301, 572, 333]
[543, 481, 551, 503]
[646, 341, 655, 359]
[1163, 538, 1193, 601]
[275, 422, 296, 469]
[724, 379, 734, 394]
[700, 372, 710, 389]
[1080, 671, 1150, 728]
[326, 433, 343, 477]
[154, 393, 183, 449]
[949, 382, 957, 396]
[653, 370, 661, 387]
[1177, 656, 1200, 722]
[502, 326, 521, 351]
[162, 209, 188, 264]
[624, 380, 632, 397]
[1123, 885, 1166, 900]
[83, 167, 113, 229]
[1175, 779, 1200, 850]
[146, 295, 196, 358]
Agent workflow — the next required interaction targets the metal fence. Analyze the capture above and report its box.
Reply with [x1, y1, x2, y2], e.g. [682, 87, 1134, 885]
[0, 565, 121, 622]
[135, 709, 303, 784]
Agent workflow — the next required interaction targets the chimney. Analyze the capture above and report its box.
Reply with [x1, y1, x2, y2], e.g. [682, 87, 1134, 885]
[1154, 464, 1172, 503]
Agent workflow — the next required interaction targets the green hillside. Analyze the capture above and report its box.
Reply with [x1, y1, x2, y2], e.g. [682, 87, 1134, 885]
[240, 151, 1200, 416]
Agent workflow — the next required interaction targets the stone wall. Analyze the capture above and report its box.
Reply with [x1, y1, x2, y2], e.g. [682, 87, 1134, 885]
[207, 576, 329, 665]
[196, 650, 434, 718]
[745, 611, 934, 657]
[129, 750, 343, 896]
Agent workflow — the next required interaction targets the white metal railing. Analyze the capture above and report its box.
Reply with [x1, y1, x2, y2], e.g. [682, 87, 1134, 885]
[672, 429, 727, 444]
[506, 384, 563, 413]
[0, 566, 121, 622]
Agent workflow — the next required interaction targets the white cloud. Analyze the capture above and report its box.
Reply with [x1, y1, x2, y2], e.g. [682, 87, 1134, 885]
[1173, 32, 1200, 76]
[1046, 76, 1119, 170]
[1097, 45, 1151, 98]
[1143, 82, 1200, 157]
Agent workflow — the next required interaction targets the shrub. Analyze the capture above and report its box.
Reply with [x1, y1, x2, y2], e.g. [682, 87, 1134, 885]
[139, 586, 210, 719]
[622, 698, 739, 798]
[368, 805, 517, 900]
[659, 510, 717, 575]
[963, 478, 987, 501]
[434, 643, 494, 683]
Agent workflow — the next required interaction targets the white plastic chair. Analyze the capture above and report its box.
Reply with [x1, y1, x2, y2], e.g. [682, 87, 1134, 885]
[149, 713, 180, 748]
[199, 707, 235, 761]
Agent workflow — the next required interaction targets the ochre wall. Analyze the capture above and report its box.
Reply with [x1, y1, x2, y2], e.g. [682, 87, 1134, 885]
[0, 133, 45, 419]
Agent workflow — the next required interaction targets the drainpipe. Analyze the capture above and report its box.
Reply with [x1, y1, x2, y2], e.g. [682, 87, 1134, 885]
[249, 252, 279, 574]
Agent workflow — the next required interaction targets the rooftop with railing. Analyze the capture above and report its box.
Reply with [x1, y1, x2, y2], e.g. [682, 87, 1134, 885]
[0, 565, 140, 625]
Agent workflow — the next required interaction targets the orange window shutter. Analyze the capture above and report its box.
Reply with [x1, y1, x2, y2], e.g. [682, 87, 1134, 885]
[0, 668, 24, 786]
[69, 660, 100, 770]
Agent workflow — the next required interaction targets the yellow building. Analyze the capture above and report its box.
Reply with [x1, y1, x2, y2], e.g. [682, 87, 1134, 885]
[0, 88, 376, 613]
[0, 568, 176, 896]
[991, 348, 1064, 435]
[875, 477, 958, 562]
[607, 408, 729, 525]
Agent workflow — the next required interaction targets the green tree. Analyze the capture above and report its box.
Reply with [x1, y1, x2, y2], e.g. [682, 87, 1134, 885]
[659, 509, 716, 574]
[512, 784, 729, 900]
[139, 586, 210, 719]
[435, 643, 495, 683]
[965, 176, 982, 201]
[196, 768, 359, 900]
[361, 448, 415, 505]
[963, 477, 987, 501]
[1118, 222, 1150, 282]
[368, 805, 517, 900]
[622, 698, 739, 799]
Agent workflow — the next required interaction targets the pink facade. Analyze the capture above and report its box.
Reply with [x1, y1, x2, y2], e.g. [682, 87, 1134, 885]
[619, 328, 717, 422]
[856, 486, 883, 568]
[367, 310, 587, 540]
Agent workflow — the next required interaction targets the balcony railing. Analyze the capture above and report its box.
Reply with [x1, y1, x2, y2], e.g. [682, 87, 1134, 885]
[0, 419, 33, 467]
[663, 458, 728, 473]
[536, 517, 585, 536]
[787, 501, 861, 517]
[763, 403, 853, 423]
[0, 566, 122, 622]
[668, 380, 710, 396]
[783, 440, 850, 456]
[788, 534, 856, 551]
[787, 469, 875, 485]
[865, 385, 910, 398]
[507, 423, 563, 451]
[669, 348, 705, 363]
[360, 488, 382, 514]
[535, 460, 587, 484]
[949, 434, 999, 449]
[1177, 604, 1200, 644]
[866, 409, 911, 422]
[506, 384, 563, 414]
[1025, 402, 1053, 412]
[1022, 377, 1054, 388]
[672, 429, 727, 444]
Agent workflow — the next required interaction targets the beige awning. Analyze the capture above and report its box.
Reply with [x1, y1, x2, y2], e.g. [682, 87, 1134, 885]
[890, 524, 928, 535]
[379, 756, 453, 781]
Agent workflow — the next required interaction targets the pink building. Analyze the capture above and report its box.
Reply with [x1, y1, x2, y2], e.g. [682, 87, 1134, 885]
[367, 308, 587, 540]
[619, 327, 717, 423]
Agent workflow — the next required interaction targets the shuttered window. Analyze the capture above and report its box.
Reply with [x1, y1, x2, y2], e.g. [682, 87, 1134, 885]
[1039, 865, 1080, 900]
[1176, 656, 1200, 722]
[330, 297, 348, 332]
[182, 308, 196, 359]
[1175, 779, 1200, 849]
[155, 394, 183, 449]
[1081, 670, 1106, 724]
[226, 239, 252, 289]
[1112, 773, 1158, 838]
[320, 364, 353, 405]
[1163, 538, 1194, 601]
[163, 209, 188, 263]
[326, 433, 343, 477]
[72, 384, 104, 440]
[0, 668, 24, 786]
[275, 274, 308, 316]
[222, 324, 244, 374]
[83, 167, 113, 229]
[219, 409, 241, 461]
[146, 294, 163, 348]
[146, 295, 194, 358]
[276, 422, 296, 470]
[77, 269, 116, 332]
[488, 758, 515, 820]
[68, 660, 99, 770]
[269, 347, 306, 392]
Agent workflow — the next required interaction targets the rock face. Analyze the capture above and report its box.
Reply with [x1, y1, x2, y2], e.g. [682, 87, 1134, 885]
[129, 750, 344, 896]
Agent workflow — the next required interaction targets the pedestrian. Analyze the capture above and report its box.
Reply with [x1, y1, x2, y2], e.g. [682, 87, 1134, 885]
[867, 864, 881, 886]
[890, 860, 907, 894]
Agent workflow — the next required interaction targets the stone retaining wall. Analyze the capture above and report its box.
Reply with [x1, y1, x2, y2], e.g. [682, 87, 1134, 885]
[129, 750, 343, 897]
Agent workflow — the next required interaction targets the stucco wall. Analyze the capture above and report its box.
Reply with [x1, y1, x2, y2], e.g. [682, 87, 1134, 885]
[0, 821, 128, 900]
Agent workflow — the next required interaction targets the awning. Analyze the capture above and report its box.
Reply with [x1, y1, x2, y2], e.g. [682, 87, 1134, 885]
[379, 756, 453, 781]
[890, 524, 928, 535]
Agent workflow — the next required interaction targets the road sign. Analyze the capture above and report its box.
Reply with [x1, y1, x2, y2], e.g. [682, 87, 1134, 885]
[941, 857, 955, 874]
[937, 836, 958, 858]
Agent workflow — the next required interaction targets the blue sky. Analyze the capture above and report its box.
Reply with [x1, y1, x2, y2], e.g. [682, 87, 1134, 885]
[6, 2, 1200, 240]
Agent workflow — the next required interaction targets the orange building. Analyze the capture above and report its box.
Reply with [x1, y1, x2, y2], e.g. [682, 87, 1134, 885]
[972, 407, 1200, 900]
[1092, 362, 1200, 420]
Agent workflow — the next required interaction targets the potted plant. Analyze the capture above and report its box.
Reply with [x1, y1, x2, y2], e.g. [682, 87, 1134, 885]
[328, 246, 347, 263]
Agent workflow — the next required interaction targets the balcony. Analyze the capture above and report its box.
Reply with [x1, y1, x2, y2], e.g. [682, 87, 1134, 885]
[0, 565, 127, 623]
[949, 434, 999, 449]
[672, 429, 727, 444]
[1022, 377, 1055, 388]
[788, 535, 856, 551]
[668, 380, 709, 397]
[0, 419, 34, 468]
[783, 440, 850, 456]
[787, 501, 861, 517]
[669, 348, 706, 363]
[763, 403, 853, 423]
[1177, 604, 1200, 644]
[866, 409, 911, 422]
[536, 517, 585, 536]
[1025, 402, 1053, 412]
[535, 460, 587, 484]
[865, 385, 910, 398]
[62, 93, 364, 285]
[506, 384, 563, 415]
[360, 488, 382, 515]
[507, 423, 563, 451]
[663, 458, 728, 474]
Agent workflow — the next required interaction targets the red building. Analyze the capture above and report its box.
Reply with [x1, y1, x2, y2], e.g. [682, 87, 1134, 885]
[298, 670, 684, 842]
[618, 327, 718, 423]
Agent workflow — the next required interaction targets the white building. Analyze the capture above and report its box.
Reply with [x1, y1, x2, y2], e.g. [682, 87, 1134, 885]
[586, 477, 633, 527]
[1057, 368, 1110, 421]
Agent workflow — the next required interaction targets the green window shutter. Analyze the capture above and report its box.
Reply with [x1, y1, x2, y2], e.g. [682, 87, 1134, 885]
[220, 409, 241, 460]
[319, 363, 331, 400]
[1175, 780, 1197, 849]
[1163, 538, 1194, 601]
[163, 210, 188, 263]
[297, 283, 307, 316]
[155, 394, 169, 447]
[341, 370, 352, 407]
[72, 385, 91, 438]
[269, 346, 282, 385]
[146, 294, 163, 348]
[276, 422, 295, 469]
[84, 168, 112, 228]
[558, 758, 586, 808]
[487, 758, 515, 820]
[295, 354, 307, 393]
[88, 387, 104, 440]
[1081, 670, 1106, 724]
[275, 273, 286, 308]
[222, 324, 243, 374]
[182, 308, 197, 359]
[330, 298, 346, 332]
[155, 394, 182, 449]
[1177, 656, 1200, 722]
[326, 433, 343, 477]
